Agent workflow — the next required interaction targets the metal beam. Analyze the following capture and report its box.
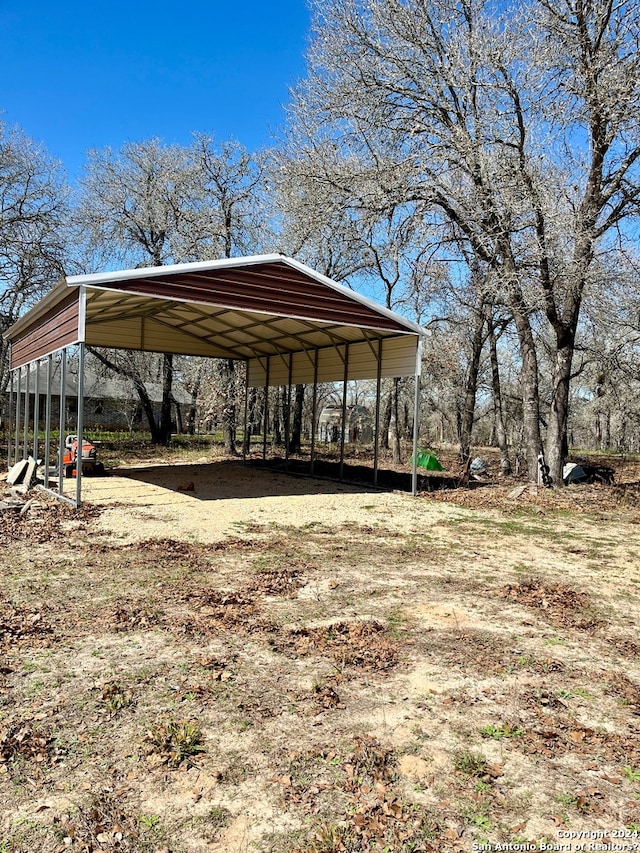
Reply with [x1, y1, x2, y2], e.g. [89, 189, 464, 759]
[33, 361, 40, 463]
[262, 356, 270, 462]
[374, 338, 383, 489]
[13, 366, 21, 464]
[339, 344, 349, 481]
[75, 343, 85, 507]
[58, 349, 67, 498]
[7, 369, 14, 469]
[310, 349, 319, 477]
[23, 363, 30, 459]
[44, 355, 52, 491]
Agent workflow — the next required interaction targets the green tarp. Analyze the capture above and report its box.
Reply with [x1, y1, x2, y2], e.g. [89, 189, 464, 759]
[411, 450, 444, 471]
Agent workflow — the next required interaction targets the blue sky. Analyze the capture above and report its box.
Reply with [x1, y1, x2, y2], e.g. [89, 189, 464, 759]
[1, 0, 310, 179]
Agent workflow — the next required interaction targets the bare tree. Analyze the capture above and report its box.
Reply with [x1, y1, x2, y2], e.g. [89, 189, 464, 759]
[190, 135, 268, 454]
[0, 121, 68, 393]
[285, 0, 640, 482]
[76, 139, 198, 443]
[76, 136, 266, 447]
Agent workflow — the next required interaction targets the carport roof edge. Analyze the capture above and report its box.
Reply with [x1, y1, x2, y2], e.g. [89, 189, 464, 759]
[4, 254, 426, 374]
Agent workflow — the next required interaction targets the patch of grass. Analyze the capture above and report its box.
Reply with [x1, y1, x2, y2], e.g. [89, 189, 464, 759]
[460, 797, 493, 833]
[556, 792, 579, 808]
[142, 718, 205, 768]
[624, 766, 640, 782]
[99, 679, 135, 715]
[204, 805, 231, 841]
[453, 750, 489, 777]
[480, 723, 524, 739]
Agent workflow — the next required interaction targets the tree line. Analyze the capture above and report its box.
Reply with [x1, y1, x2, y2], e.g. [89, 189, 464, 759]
[2, 0, 640, 482]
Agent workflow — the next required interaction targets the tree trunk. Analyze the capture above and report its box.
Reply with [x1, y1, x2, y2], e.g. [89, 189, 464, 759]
[187, 393, 197, 436]
[487, 318, 512, 475]
[186, 362, 204, 436]
[218, 359, 237, 454]
[510, 303, 543, 481]
[391, 377, 401, 464]
[545, 334, 574, 485]
[289, 384, 305, 454]
[272, 387, 283, 447]
[459, 308, 485, 464]
[173, 397, 183, 434]
[381, 391, 392, 451]
[243, 386, 259, 454]
[157, 353, 173, 445]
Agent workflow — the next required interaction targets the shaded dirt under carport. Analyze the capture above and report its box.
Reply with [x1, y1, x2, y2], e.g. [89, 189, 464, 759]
[78, 459, 443, 544]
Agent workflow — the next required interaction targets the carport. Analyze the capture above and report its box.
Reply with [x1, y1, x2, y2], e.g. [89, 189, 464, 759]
[3, 254, 425, 506]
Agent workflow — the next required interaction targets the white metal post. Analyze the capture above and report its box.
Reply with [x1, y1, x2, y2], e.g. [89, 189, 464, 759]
[58, 349, 67, 497]
[339, 344, 349, 481]
[44, 355, 52, 490]
[14, 366, 21, 463]
[23, 363, 30, 459]
[373, 339, 383, 488]
[411, 339, 423, 496]
[76, 343, 85, 507]
[33, 361, 40, 462]
[7, 370, 14, 469]
[310, 349, 319, 476]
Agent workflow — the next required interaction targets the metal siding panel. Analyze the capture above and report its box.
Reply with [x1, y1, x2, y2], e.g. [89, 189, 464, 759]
[103, 263, 411, 333]
[247, 358, 267, 387]
[85, 318, 141, 349]
[265, 354, 292, 386]
[10, 296, 80, 368]
[316, 347, 347, 384]
[246, 335, 419, 387]
[380, 336, 418, 378]
[291, 350, 317, 385]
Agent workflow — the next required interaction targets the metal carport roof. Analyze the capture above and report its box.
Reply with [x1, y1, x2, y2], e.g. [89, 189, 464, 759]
[4, 254, 425, 506]
[5, 254, 425, 382]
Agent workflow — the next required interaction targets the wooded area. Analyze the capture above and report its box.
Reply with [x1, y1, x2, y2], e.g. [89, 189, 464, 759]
[2, 0, 640, 483]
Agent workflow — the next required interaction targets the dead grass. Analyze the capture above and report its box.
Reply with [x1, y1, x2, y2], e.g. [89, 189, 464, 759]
[2, 461, 640, 851]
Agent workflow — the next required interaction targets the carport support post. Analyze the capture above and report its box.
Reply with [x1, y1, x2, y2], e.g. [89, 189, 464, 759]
[242, 363, 249, 462]
[339, 344, 349, 481]
[411, 340, 423, 497]
[373, 339, 382, 488]
[58, 349, 67, 498]
[310, 349, 319, 477]
[7, 369, 14, 469]
[23, 362, 30, 460]
[75, 342, 85, 507]
[262, 357, 270, 463]
[33, 361, 40, 463]
[44, 355, 52, 491]
[284, 354, 293, 466]
[13, 366, 21, 463]
[411, 374, 420, 496]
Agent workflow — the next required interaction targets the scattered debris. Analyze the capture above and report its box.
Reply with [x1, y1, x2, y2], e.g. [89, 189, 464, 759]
[6, 458, 29, 486]
[563, 462, 588, 485]
[273, 620, 400, 674]
[501, 578, 602, 630]
[470, 457, 488, 476]
[508, 484, 528, 499]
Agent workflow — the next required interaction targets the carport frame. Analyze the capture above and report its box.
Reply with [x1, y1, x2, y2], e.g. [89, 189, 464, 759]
[4, 254, 426, 507]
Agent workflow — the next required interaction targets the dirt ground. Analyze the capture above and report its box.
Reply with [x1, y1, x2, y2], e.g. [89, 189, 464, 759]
[2, 451, 640, 852]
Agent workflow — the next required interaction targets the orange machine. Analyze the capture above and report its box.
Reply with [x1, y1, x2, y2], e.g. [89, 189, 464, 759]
[62, 435, 105, 478]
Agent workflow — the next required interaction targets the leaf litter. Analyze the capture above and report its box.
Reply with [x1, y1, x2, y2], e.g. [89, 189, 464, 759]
[2, 466, 640, 852]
